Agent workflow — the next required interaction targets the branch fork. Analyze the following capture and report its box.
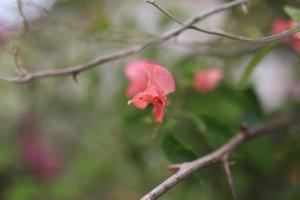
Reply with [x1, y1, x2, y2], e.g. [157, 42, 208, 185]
[140, 116, 300, 200]
[1, 0, 300, 83]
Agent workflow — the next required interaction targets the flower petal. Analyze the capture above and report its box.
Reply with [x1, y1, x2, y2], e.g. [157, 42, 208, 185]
[124, 60, 150, 96]
[145, 64, 175, 95]
[194, 68, 223, 92]
[128, 85, 168, 123]
[125, 60, 175, 123]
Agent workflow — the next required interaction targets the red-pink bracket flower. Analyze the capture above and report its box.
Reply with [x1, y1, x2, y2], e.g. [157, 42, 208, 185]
[125, 60, 175, 123]
[272, 18, 300, 53]
[194, 68, 224, 92]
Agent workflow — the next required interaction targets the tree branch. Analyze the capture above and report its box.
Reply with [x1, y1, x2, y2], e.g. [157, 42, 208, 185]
[146, 0, 183, 25]
[0, 0, 249, 84]
[1, 0, 299, 84]
[17, 0, 30, 34]
[147, 0, 300, 44]
[221, 156, 239, 200]
[140, 116, 300, 200]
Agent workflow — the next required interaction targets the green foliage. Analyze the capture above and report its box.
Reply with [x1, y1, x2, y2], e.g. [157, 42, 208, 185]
[4, 179, 38, 200]
[284, 6, 300, 23]
[266, 0, 287, 11]
[238, 43, 277, 89]
[0, 146, 14, 170]
[160, 134, 197, 163]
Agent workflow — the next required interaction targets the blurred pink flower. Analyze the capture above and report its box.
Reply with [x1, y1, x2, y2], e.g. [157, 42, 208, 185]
[194, 68, 223, 92]
[19, 113, 61, 181]
[124, 60, 149, 96]
[20, 133, 61, 181]
[272, 18, 294, 34]
[125, 60, 175, 123]
[272, 18, 300, 53]
[0, 24, 9, 43]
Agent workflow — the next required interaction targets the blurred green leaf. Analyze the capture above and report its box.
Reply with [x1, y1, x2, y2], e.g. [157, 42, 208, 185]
[238, 43, 277, 89]
[184, 112, 207, 133]
[285, 6, 300, 23]
[0, 146, 14, 169]
[198, 115, 236, 149]
[239, 137, 278, 175]
[184, 87, 243, 128]
[160, 134, 197, 163]
[266, 0, 287, 10]
[5, 179, 38, 200]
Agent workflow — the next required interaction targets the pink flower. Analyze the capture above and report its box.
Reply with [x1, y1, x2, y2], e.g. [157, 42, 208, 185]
[125, 60, 175, 123]
[19, 113, 61, 181]
[272, 18, 300, 53]
[0, 24, 9, 44]
[272, 18, 294, 34]
[20, 133, 61, 181]
[194, 68, 223, 92]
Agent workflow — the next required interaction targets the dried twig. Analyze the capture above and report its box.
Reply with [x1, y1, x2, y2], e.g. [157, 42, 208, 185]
[0, 0, 298, 84]
[146, 0, 183, 25]
[13, 47, 28, 76]
[0, 0, 256, 83]
[17, 0, 30, 34]
[140, 116, 300, 200]
[221, 156, 239, 200]
[147, 0, 300, 44]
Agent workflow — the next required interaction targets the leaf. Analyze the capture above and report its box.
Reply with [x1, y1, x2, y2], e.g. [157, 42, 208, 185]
[239, 137, 278, 175]
[238, 43, 277, 89]
[198, 115, 236, 149]
[284, 6, 300, 24]
[160, 134, 209, 185]
[160, 134, 198, 163]
[183, 112, 207, 133]
[0, 146, 14, 169]
[4, 179, 38, 200]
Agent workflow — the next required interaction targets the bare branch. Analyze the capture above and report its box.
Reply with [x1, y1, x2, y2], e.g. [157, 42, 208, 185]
[147, 0, 300, 44]
[13, 47, 28, 76]
[17, 0, 30, 34]
[189, 26, 300, 43]
[0, 0, 249, 84]
[221, 156, 239, 200]
[140, 116, 300, 200]
[1, 0, 299, 84]
[146, 0, 183, 25]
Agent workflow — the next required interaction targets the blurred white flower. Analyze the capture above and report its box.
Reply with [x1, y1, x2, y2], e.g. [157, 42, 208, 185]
[234, 49, 298, 112]
[0, 0, 56, 31]
[251, 49, 297, 112]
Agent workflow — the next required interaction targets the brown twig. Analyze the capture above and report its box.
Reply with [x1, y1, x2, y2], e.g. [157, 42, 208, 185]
[146, 0, 183, 25]
[13, 47, 28, 76]
[17, 0, 30, 34]
[140, 116, 300, 200]
[1, 0, 299, 84]
[147, 0, 300, 44]
[0, 0, 250, 84]
[221, 156, 239, 200]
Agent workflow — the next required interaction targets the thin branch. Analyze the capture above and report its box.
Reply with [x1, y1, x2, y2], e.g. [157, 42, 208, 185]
[146, 0, 183, 25]
[221, 156, 239, 200]
[13, 47, 28, 76]
[1, 0, 299, 83]
[0, 0, 249, 83]
[17, 0, 30, 34]
[189, 26, 300, 43]
[147, 0, 300, 44]
[140, 116, 300, 200]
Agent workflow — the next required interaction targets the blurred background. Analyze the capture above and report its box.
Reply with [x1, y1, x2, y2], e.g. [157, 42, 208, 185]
[0, 0, 299, 200]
